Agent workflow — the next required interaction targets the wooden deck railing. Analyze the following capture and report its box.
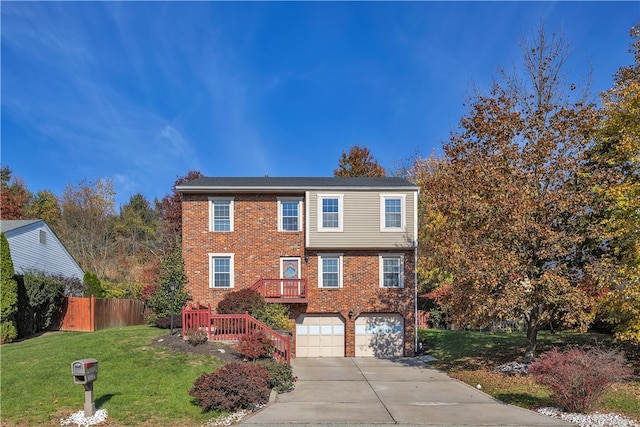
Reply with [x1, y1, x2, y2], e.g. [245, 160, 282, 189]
[250, 278, 308, 303]
[182, 303, 290, 363]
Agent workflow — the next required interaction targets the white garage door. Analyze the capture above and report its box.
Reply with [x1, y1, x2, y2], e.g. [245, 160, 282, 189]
[355, 314, 404, 357]
[296, 315, 345, 357]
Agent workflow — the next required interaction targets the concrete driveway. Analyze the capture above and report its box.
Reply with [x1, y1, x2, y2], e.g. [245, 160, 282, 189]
[242, 357, 572, 426]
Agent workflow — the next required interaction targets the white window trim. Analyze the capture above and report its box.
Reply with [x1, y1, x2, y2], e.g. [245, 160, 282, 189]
[379, 253, 405, 288]
[209, 253, 235, 289]
[380, 194, 406, 232]
[317, 194, 344, 232]
[277, 197, 302, 232]
[209, 197, 234, 232]
[318, 253, 343, 289]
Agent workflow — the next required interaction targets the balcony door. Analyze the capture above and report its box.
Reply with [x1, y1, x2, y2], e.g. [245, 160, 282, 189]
[280, 258, 301, 298]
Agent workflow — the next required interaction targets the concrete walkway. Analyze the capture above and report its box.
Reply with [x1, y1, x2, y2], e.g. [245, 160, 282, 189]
[242, 357, 572, 426]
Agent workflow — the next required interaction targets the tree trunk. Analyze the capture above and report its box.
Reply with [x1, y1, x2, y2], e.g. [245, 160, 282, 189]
[524, 307, 539, 363]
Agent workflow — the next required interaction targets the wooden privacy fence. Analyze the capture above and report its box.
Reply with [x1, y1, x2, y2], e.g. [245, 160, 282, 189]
[54, 296, 145, 332]
[183, 303, 291, 363]
[417, 310, 430, 329]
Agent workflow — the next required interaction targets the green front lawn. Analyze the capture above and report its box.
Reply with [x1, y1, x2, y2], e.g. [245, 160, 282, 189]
[0, 326, 224, 426]
[420, 329, 640, 421]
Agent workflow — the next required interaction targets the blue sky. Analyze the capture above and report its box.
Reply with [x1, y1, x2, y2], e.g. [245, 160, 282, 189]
[2, 2, 639, 209]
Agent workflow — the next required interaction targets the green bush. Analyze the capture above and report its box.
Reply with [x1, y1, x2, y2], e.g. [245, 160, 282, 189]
[102, 279, 145, 300]
[145, 247, 189, 321]
[83, 272, 105, 297]
[253, 303, 290, 330]
[16, 273, 65, 337]
[1, 233, 18, 343]
[258, 360, 296, 393]
[145, 282, 188, 323]
[216, 288, 265, 315]
[0, 321, 18, 344]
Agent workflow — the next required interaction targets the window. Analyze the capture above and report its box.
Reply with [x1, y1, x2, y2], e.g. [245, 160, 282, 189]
[39, 230, 46, 244]
[380, 195, 405, 231]
[209, 254, 234, 288]
[319, 254, 343, 288]
[379, 254, 404, 288]
[209, 197, 234, 232]
[318, 194, 343, 232]
[278, 197, 302, 232]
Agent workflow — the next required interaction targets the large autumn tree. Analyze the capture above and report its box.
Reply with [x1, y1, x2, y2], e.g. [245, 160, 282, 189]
[158, 170, 202, 243]
[590, 23, 640, 343]
[59, 178, 117, 278]
[415, 26, 600, 361]
[26, 190, 61, 231]
[334, 145, 386, 177]
[0, 166, 31, 220]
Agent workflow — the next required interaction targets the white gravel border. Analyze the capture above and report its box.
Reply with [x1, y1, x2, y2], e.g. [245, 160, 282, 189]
[538, 407, 639, 427]
[60, 409, 108, 426]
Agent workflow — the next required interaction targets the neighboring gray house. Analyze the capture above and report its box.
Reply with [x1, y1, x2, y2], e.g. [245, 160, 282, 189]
[0, 219, 84, 281]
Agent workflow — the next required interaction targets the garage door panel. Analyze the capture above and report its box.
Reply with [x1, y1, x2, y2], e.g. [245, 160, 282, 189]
[296, 315, 345, 357]
[355, 314, 404, 357]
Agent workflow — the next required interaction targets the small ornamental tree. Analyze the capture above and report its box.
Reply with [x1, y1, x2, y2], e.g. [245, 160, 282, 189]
[0, 233, 18, 343]
[236, 329, 274, 360]
[529, 347, 633, 413]
[189, 362, 270, 412]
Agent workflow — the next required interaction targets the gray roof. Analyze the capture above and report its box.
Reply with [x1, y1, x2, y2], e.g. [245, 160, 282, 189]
[0, 219, 42, 233]
[176, 177, 418, 193]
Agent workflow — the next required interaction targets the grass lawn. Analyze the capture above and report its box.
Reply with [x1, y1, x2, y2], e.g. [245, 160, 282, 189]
[0, 326, 225, 426]
[420, 329, 640, 421]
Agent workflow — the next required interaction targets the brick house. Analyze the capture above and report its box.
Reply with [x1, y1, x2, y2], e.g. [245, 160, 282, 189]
[177, 177, 419, 358]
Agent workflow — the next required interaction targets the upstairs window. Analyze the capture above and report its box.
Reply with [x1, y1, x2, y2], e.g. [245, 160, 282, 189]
[278, 197, 302, 232]
[318, 194, 343, 232]
[209, 197, 234, 232]
[39, 230, 46, 244]
[379, 254, 404, 288]
[380, 195, 405, 231]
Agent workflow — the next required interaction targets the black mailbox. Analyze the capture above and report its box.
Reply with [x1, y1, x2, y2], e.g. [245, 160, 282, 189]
[71, 358, 98, 384]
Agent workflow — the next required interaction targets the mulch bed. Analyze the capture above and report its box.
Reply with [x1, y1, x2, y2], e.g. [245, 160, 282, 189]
[150, 331, 244, 363]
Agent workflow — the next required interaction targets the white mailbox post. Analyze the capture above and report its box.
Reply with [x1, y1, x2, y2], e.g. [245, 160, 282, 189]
[71, 358, 98, 417]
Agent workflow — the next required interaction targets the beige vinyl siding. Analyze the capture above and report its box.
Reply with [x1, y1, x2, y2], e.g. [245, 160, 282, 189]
[306, 190, 416, 249]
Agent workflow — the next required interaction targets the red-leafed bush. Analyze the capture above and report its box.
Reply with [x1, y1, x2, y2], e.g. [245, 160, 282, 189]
[216, 289, 265, 315]
[529, 347, 633, 413]
[153, 315, 182, 329]
[189, 362, 270, 412]
[236, 329, 274, 360]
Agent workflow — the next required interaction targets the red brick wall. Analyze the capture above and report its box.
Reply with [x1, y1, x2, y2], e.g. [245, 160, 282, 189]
[182, 193, 416, 357]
